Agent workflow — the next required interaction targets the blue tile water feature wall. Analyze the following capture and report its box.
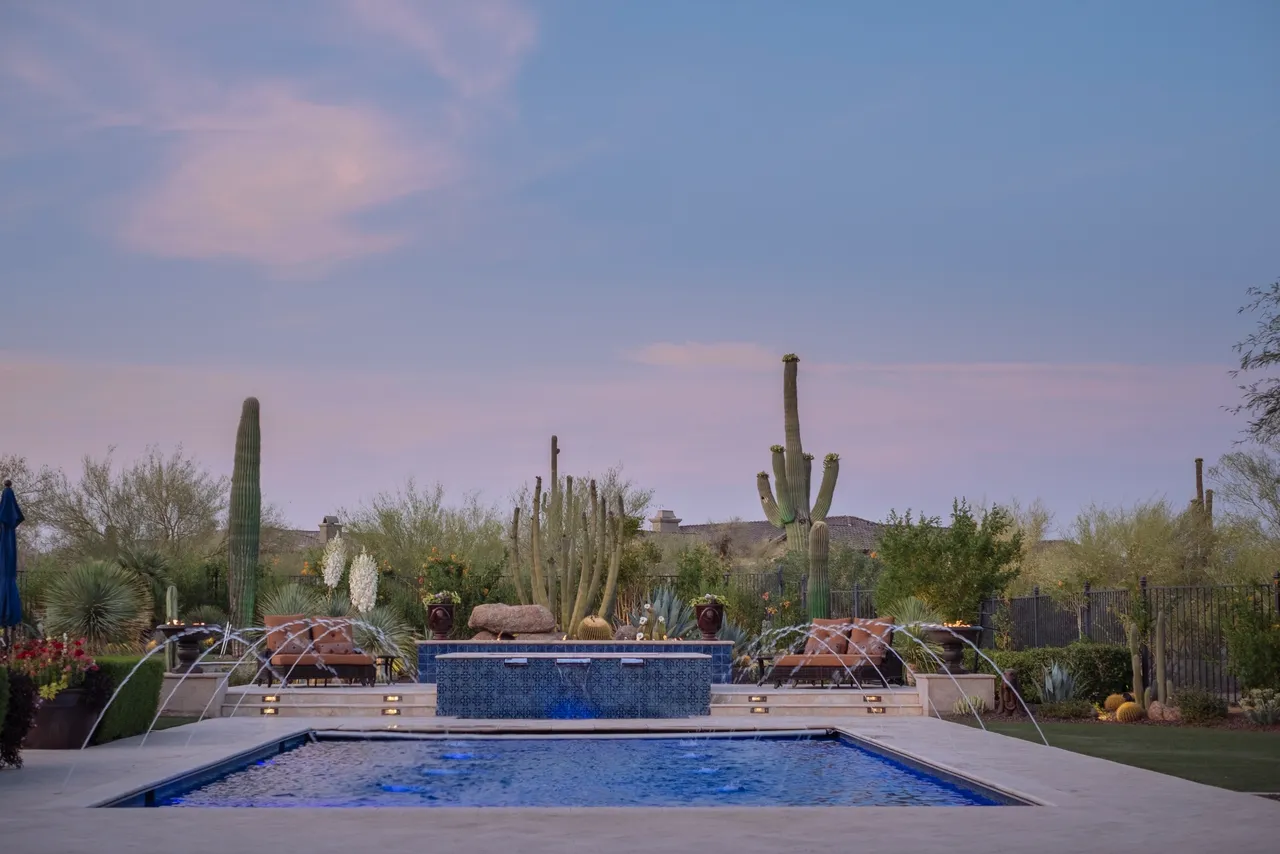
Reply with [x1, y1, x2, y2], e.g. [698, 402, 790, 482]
[434, 653, 712, 718]
[417, 640, 734, 684]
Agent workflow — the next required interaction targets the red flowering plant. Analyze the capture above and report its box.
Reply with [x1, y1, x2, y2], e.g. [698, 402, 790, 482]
[1, 637, 99, 701]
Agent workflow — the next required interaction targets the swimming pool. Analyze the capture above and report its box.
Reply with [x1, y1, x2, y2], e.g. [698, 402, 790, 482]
[130, 732, 1022, 808]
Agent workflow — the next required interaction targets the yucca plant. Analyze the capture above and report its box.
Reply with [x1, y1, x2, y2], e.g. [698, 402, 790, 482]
[877, 596, 944, 676]
[258, 583, 321, 619]
[183, 605, 229, 626]
[318, 590, 354, 619]
[43, 561, 154, 653]
[116, 547, 172, 623]
[352, 605, 417, 678]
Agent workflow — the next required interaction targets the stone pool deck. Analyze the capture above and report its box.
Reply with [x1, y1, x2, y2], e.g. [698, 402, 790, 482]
[0, 715, 1275, 853]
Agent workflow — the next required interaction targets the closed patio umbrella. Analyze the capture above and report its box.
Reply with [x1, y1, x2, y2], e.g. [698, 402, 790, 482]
[0, 478, 24, 642]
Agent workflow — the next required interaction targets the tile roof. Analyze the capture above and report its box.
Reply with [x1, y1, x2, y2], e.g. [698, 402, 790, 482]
[672, 515, 887, 551]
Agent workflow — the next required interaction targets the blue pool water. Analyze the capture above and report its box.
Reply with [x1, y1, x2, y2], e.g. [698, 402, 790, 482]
[156, 735, 1012, 807]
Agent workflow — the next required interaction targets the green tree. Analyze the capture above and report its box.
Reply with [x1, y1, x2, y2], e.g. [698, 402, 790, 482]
[873, 499, 1023, 623]
[1229, 278, 1280, 445]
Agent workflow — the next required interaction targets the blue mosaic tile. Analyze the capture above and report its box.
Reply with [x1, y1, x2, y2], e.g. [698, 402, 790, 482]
[417, 640, 735, 685]
[435, 654, 712, 719]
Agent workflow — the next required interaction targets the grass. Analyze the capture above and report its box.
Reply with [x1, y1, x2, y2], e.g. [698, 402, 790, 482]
[964, 720, 1280, 792]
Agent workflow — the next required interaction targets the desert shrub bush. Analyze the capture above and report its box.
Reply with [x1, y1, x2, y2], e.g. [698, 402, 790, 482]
[1223, 599, 1280, 692]
[1240, 688, 1280, 725]
[85, 655, 165, 744]
[1174, 686, 1229, 725]
[0, 671, 37, 768]
[982, 642, 1129, 704]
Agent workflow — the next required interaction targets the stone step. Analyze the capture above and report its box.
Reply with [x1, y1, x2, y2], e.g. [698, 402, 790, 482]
[710, 703, 921, 717]
[220, 702, 436, 718]
[710, 691, 919, 707]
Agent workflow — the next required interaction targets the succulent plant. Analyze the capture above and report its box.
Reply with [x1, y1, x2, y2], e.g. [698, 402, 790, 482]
[1103, 693, 1127, 712]
[952, 695, 988, 716]
[1041, 661, 1076, 704]
[577, 615, 613, 640]
[1115, 701, 1145, 723]
[755, 355, 839, 620]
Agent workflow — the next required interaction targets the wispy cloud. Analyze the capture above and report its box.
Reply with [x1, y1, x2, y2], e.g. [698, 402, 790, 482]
[0, 1, 537, 275]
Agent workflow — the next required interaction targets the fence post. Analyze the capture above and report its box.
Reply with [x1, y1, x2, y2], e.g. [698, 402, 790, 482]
[852, 583, 861, 619]
[1140, 575, 1151, 696]
[1032, 586, 1040, 647]
[1082, 581, 1092, 641]
[722, 572, 730, 587]
[1273, 571, 1280, 616]
[776, 565, 785, 597]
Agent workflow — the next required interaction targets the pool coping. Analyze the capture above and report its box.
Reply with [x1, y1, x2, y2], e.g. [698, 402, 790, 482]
[91, 724, 1037, 809]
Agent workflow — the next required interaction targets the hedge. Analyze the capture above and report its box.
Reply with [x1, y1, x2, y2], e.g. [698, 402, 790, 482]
[1, 671, 37, 769]
[980, 642, 1130, 704]
[86, 655, 165, 745]
[0, 666, 8, 743]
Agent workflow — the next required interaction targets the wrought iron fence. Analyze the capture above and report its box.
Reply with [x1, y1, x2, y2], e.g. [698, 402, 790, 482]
[981, 574, 1280, 702]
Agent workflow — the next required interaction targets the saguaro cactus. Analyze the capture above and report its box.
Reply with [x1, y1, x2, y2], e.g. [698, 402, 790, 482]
[756, 354, 840, 619]
[164, 585, 179, 671]
[227, 397, 262, 628]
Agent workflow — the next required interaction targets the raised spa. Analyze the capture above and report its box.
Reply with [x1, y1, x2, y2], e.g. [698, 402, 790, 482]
[434, 652, 711, 718]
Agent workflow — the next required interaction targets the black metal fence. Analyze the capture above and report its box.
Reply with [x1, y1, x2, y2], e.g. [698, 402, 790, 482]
[981, 574, 1280, 701]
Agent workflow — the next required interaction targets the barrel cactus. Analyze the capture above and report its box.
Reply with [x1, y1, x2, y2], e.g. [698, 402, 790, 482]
[1115, 701, 1145, 723]
[1104, 693, 1127, 712]
[577, 615, 613, 640]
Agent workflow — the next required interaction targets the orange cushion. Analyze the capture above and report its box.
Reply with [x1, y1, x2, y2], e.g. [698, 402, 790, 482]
[263, 614, 309, 654]
[774, 653, 870, 669]
[846, 617, 894, 662]
[310, 618, 356, 655]
[803, 618, 849, 655]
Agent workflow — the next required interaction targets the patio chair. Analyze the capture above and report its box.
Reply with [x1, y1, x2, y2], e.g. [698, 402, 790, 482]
[765, 616, 903, 688]
[258, 615, 377, 687]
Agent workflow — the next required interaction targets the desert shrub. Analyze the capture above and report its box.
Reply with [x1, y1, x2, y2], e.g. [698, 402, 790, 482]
[1037, 699, 1096, 720]
[982, 643, 1129, 704]
[43, 561, 154, 652]
[1223, 599, 1280, 692]
[1240, 688, 1280, 725]
[85, 655, 165, 744]
[1174, 686, 1229, 725]
[0, 671, 38, 768]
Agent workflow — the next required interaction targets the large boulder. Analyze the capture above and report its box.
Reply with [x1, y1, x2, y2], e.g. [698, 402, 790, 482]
[468, 603, 556, 635]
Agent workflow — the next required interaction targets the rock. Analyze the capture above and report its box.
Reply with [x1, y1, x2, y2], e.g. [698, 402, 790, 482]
[1163, 705, 1181, 723]
[468, 603, 556, 635]
[470, 630, 499, 641]
[1148, 701, 1166, 721]
[614, 624, 640, 640]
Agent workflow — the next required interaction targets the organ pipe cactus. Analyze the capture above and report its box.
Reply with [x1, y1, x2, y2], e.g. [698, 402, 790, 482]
[513, 436, 627, 633]
[227, 397, 261, 628]
[164, 585, 179, 671]
[756, 354, 840, 619]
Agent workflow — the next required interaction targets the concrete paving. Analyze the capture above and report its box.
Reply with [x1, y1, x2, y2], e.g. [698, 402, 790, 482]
[0, 715, 1276, 853]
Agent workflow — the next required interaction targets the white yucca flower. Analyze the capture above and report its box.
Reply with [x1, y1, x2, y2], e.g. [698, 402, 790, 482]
[321, 535, 348, 589]
[349, 548, 379, 613]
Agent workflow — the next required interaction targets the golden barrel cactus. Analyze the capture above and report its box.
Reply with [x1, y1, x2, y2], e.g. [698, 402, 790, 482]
[577, 615, 613, 640]
[1115, 701, 1145, 723]
[1104, 694, 1127, 712]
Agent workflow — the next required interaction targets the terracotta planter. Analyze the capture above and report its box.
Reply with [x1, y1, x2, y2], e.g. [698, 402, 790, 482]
[695, 603, 725, 641]
[23, 688, 99, 750]
[427, 603, 456, 640]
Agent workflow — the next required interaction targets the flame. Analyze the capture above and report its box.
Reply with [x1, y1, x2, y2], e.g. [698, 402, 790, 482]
[942, 621, 971, 628]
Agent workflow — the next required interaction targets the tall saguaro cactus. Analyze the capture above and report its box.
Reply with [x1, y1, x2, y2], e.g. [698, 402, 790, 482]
[756, 354, 840, 620]
[227, 397, 262, 628]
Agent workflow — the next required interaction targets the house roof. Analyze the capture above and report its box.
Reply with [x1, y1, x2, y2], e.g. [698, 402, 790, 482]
[671, 515, 887, 552]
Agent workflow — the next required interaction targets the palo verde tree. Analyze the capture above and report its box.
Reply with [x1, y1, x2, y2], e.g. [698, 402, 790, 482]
[755, 354, 840, 620]
[1230, 278, 1280, 444]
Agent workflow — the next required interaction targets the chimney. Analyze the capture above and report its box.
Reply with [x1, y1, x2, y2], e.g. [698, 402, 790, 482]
[649, 509, 683, 534]
[319, 515, 343, 543]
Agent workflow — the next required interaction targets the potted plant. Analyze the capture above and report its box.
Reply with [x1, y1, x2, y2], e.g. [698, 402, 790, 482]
[422, 591, 461, 640]
[7, 637, 101, 750]
[691, 593, 726, 641]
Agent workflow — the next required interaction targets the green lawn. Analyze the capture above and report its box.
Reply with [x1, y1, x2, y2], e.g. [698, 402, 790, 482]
[964, 721, 1280, 792]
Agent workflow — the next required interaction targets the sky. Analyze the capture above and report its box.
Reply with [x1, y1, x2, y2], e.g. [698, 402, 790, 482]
[0, 0, 1277, 537]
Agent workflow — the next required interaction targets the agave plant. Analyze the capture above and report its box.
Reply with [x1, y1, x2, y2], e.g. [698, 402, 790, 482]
[351, 605, 417, 678]
[630, 585, 697, 638]
[1042, 661, 1076, 704]
[43, 560, 154, 653]
[258, 583, 322, 619]
[717, 620, 751, 657]
[876, 596, 944, 676]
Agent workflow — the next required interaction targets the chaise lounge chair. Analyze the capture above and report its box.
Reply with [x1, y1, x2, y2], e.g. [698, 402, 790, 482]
[258, 614, 377, 687]
[764, 616, 903, 688]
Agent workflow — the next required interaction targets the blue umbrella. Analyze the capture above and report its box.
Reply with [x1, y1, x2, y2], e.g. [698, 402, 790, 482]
[0, 478, 24, 630]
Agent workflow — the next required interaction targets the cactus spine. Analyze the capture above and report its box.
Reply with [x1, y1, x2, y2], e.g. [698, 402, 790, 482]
[227, 397, 261, 628]
[513, 437, 628, 634]
[756, 354, 839, 619]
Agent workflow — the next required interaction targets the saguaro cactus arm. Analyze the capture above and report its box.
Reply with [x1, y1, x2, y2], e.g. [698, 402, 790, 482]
[770, 445, 795, 522]
[807, 520, 830, 620]
[509, 506, 528, 605]
[811, 453, 840, 522]
[757, 472, 783, 527]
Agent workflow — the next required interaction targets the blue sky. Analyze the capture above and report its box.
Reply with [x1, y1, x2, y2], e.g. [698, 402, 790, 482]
[0, 0, 1276, 534]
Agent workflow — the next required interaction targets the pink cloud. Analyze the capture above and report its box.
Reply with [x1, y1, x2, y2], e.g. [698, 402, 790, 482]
[0, 350, 1240, 529]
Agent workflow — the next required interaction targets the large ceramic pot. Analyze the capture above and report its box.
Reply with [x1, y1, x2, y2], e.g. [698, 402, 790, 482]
[155, 623, 219, 674]
[23, 688, 99, 750]
[921, 625, 985, 674]
[695, 603, 725, 641]
[427, 603, 456, 640]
